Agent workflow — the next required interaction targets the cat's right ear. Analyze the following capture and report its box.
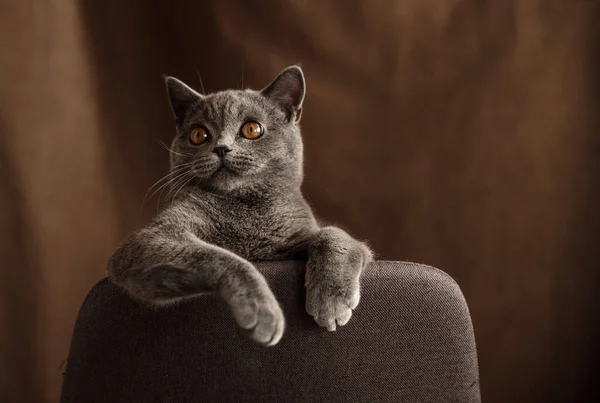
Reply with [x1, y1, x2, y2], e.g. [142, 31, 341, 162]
[164, 76, 203, 124]
[261, 66, 306, 122]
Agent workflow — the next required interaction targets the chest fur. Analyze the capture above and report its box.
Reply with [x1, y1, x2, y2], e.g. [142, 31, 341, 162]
[196, 201, 316, 260]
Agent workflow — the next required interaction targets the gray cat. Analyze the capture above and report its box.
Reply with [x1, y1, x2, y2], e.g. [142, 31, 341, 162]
[108, 66, 373, 346]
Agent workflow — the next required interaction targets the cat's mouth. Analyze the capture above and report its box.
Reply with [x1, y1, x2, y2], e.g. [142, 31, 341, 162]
[219, 157, 250, 175]
[211, 159, 237, 176]
[196, 155, 259, 183]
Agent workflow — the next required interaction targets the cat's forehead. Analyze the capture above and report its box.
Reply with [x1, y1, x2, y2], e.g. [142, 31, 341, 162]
[183, 89, 281, 128]
[199, 90, 263, 117]
[208, 90, 253, 105]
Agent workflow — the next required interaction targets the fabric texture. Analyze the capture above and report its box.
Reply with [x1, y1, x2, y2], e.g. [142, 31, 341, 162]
[61, 261, 480, 403]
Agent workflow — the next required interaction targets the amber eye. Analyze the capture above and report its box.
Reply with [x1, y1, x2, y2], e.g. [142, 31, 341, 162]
[189, 127, 209, 145]
[241, 121, 264, 140]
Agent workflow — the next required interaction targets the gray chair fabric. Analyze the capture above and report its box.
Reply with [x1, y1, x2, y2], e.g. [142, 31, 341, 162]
[61, 261, 480, 402]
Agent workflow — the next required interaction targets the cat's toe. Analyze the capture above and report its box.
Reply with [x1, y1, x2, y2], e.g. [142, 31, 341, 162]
[313, 301, 337, 331]
[231, 292, 285, 346]
[231, 296, 259, 330]
[348, 283, 361, 310]
[306, 283, 359, 331]
[249, 300, 285, 346]
[311, 297, 353, 331]
[335, 304, 353, 326]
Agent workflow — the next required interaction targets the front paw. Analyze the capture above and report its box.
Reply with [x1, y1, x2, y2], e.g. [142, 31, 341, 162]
[305, 227, 373, 330]
[306, 279, 360, 331]
[230, 288, 285, 346]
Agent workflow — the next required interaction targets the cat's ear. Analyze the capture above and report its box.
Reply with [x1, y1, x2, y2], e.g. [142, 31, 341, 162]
[261, 66, 305, 122]
[164, 76, 203, 124]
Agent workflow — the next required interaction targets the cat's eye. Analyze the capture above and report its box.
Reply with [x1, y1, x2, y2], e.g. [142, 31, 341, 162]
[189, 127, 209, 145]
[240, 121, 264, 140]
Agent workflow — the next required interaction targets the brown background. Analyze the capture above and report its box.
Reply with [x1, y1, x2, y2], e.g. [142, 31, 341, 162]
[1, 0, 599, 402]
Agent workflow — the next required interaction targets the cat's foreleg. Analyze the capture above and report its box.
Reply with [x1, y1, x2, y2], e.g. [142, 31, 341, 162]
[108, 228, 284, 346]
[305, 226, 373, 330]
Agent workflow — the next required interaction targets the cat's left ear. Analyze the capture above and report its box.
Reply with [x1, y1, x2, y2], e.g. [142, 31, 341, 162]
[261, 66, 305, 122]
[164, 76, 203, 124]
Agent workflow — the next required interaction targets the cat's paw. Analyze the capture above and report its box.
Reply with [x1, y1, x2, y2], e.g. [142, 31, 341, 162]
[305, 279, 360, 331]
[230, 288, 285, 346]
[305, 233, 373, 331]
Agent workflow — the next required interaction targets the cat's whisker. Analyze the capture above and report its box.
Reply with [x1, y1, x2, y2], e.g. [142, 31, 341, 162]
[146, 173, 189, 210]
[195, 67, 205, 95]
[161, 171, 192, 202]
[143, 168, 193, 208]
[170, 174, 196, 204]
[155, 170, 192, 207]
[160, 172, 196, 209]
[159, 140, 192, 157]
[142, 162, 195, 201]
[160, 167, 197, 200]
[142, 172, 184, 208]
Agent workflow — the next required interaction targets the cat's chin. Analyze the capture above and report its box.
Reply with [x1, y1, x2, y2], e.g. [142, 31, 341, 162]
[202, 168, 247, 193]
[211, 165, 237, 179]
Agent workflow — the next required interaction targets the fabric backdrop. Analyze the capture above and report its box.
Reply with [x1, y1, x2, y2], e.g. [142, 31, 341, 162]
[1, 0, 599, 402]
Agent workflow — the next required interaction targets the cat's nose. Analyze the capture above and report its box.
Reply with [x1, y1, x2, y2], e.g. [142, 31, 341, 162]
[212, 146, 232, 158]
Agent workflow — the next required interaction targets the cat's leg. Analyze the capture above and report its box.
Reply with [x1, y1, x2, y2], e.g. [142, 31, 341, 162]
[305, 226, 373, 330]
[108, 228, 284, 346]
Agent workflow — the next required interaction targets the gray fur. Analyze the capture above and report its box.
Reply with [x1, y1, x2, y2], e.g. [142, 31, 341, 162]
[108, 66, 373, 346]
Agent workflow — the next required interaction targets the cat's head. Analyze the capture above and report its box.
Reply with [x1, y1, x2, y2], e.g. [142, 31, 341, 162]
[164, 66, 306, 196]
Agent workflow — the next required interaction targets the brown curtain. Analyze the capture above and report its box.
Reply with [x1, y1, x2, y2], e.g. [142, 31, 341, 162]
[1, 0, 599, 402]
